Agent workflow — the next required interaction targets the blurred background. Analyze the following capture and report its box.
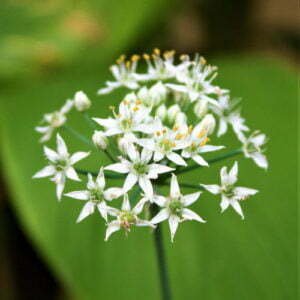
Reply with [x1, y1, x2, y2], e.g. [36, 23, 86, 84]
[0, 1, 298, 299]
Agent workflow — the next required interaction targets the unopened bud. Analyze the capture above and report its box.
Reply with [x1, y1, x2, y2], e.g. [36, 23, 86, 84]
[199, 114, 216, 135]
[167, 104, 180, 123]
[174, 112, 187, 126]
[194, 99, 208, 118]
[74, 91, 91, 112]
[92, 130, 108, 150]
[155, 104, 167, 121]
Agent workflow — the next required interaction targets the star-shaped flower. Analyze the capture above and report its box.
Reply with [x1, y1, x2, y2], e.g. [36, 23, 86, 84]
[35, 99, 73, 142]
[33, 134, 90, 200]
[240, 131, 268, 169]
[105, 194, 154, 241]
[151, 174, 205, 242]
[65, 167, 123, 222]
[105, 145, 174, 197]
[202, 161, 258, 219]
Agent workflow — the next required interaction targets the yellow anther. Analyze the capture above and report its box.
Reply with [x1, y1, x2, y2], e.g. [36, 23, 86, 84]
[163, 50, 175, 59]
[200, 57, 206, 65]
[175, 133, 183, 140]
[153, 48, 161, 55]
[188, 125, 193, 133]
[131, 54, 140, 62]
[197, 129, 207, 139]
[135, 99, 142, 105]
[133, 106, 140, 112]
[162, 128, 167, 134]
[155, 131, 161, 136]
[143, 53, 150, 60]
[180, 54, 188, 61]
[172, 125, 179, 131]
[116, 55, 126, 64]
[125, 61, 131, 68]
[199, 137, 209, 147]
[123, 100, 129, 105]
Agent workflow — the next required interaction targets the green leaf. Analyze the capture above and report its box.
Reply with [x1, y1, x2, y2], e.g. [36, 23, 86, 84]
[0, 55, 296, 299]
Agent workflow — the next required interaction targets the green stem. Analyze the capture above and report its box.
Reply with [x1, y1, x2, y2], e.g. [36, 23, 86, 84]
[175, 148, 243, 175]
[83, 112, 97, 129]
[157, 182, 202, 191]
[63, 125, 94, 147]
[150, 204, 172, 300]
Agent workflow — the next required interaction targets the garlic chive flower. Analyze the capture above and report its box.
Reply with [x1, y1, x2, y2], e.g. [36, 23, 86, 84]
[151, 174, 205, 242]
[202, 161, 258, 219]
[105, 194, 155, 241]
[33, 134, 90, 200]
[240, 131, 268, 169]
[65, 168, 123, 222]
[35, 99, 73, 142]
[105, 145, 174, 197]
[34, 50, 268, 242]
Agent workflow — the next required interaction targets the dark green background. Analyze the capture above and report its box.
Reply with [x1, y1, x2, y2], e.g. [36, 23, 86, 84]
[0, 1, 297, 299]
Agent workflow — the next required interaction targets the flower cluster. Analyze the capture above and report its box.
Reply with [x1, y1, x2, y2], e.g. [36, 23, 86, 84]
[33, 50, 268, 242]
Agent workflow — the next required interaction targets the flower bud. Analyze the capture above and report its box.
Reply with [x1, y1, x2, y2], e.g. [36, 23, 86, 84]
[149, 82, 167, 106]
[92, 130, 108, 150]
[199, 114, 216, 135]
[167, 104, 180, 123]
[74, 91, 91, 112]
[174, 112, 187, 126]
[194, 99, 208, 118]
[155, 104, 167, 121]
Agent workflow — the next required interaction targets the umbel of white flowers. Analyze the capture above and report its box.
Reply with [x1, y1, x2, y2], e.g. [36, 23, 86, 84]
[33, 49, 268, 242]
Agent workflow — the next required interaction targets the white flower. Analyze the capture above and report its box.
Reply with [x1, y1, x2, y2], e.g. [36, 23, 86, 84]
[151, 174, 205, 242]
[92, 130, 108, 150]
[155, 104, 168, 121]
[33, 134, 90, 200]
[35, 99, 73, 142]
[105, 194, 155, 241]
[135, 49, 177, 81]
[65, 167, 123, 222]
[194, 99, 208, 118]
[182, 119, 224, 166]
[167, 104, 181, 123]
[105, 145, 174, 197]
[93, 99, 154, 143]
[137, 81, 168, 107]
[211, 95, 249, 138]
[97, 55, 140, 94]
[166, 56, 221, 103]
[138, 120, 188, 166]
[73, 91, 91, 112]
[240, 131, 268, 169]
[202, 161, 258, 219]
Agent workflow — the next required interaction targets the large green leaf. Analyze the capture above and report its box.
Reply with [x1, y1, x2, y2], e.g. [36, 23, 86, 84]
[0, 56, 296, 300]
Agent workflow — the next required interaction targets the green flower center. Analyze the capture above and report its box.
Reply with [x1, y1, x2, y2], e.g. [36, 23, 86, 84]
[120, 118, 132, 131]
[120, 211, 136, 229]
[159, 138, 175, 153]
[89, 189, 103, 203]
[168, 199, 183, 215]
[54, 159, 68, 171]
[133, 162, 149, 174]
[223, 185, 235, 198]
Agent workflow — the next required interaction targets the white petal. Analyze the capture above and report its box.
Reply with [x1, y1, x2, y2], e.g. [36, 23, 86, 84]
[127, 144, 139, 162]
[65, 190, 89, 200]
[153, 195, 167, 207]
[198, 145, 225, 153]
[230, 200, 244, 219]
[97, 201, 108, 221]
[136, 219, 155, 228]
[229, 161, 238, 181]
[251, 152, 268, 169]
[182, 208, 206, 223]
[139, 176, 153, 198]
[33, 165, 55, 178]
[43, 146, 59, 162]
[103, 187, 123, 201]
[93, 117, 118, 128]
[56, 134, 68, 157]
[170, 173, 181, 198]
[56, 179, 65, 201]
[96, 167, 105, 189]
[70, 151, 90, 165]
[153, 151, 164, 162]
[105, 163, 130, 174]
[192, 154, 209, 167]
[123, 173, 138, 192]
[234, 187, 258, 200]
[77, 201, 95, 222]
[137, 138, 155, 151]
[65, 167, 80, 181]
[151, 208, 170, 224]
[201, 184, 221, 195]
[168, 215, 180, 242]
[217, 119, 228, 137]
[149, 164, 174, 177]
[182, 192, 201, 206]
[167, 152, 187, 166]
[132, 197, 148, 215]
[87, 173, 96, 190]
[121, 193, 131, 211]
[220, 196, 230, 212]
[105, 221, 121, 241]
[141, 147, 152, 162]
